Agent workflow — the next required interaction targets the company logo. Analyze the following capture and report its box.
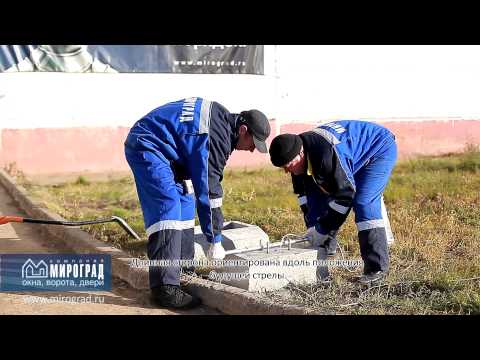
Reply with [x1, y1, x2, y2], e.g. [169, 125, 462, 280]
[322, 122, 346, 134]
[0, 254, 111, 292]
[179, 97, 197, 122]
[22, 259, 49, 279]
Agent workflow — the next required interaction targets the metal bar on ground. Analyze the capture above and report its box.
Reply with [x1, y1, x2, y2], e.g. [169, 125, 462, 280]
[224, 237, 309, 256]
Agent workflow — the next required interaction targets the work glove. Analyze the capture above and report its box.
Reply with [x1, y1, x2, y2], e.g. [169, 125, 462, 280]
[305, 226, 329, 248]
[207, 242, 226, 260]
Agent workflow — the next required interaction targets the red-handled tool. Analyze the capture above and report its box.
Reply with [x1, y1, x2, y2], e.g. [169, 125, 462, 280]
[0, 216, 24, 224]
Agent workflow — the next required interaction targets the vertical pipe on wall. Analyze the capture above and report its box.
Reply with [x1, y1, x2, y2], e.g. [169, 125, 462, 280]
[273, 45, 282, 136]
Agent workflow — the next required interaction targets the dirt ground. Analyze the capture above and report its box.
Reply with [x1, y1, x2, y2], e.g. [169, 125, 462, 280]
[0, 185, 219, 315]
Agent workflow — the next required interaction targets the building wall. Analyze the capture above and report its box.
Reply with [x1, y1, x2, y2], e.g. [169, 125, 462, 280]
[1, 119, 479, 174]
[2, 45, 480, 174]
[275, 45, 480, 122]
[280, 119, 480, 159]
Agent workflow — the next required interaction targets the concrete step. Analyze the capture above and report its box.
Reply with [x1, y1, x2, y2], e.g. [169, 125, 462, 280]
[214, 245, 319, 292]
[193, 220, 321, 292]
[193, 221, 269, 260]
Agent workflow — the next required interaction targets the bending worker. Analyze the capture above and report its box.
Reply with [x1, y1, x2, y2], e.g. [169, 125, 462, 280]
[268, 120, 397, 285]
[125, 97, 270, 309]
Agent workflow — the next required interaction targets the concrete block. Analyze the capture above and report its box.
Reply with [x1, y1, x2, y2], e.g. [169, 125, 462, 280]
[192, 220, 321, 292]
[212, 245, 320, 292]
[193, 221, 269, 260]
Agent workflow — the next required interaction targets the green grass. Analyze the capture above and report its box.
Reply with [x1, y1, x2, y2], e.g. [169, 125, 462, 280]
[15, 147, 480, 314]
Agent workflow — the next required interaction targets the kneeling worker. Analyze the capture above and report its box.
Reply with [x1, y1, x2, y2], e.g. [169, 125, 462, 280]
[269, 120, 397, 285]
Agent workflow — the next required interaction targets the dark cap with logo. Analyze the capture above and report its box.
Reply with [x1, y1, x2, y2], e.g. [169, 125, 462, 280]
[240, 110, 271, 153]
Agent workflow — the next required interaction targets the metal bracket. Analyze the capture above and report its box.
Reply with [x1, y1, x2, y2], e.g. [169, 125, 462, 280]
[224, 235, 308, 256]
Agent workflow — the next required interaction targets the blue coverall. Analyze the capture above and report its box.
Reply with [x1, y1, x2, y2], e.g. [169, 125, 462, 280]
[292, 120, 397, 273]
[124, 97, 238, 287]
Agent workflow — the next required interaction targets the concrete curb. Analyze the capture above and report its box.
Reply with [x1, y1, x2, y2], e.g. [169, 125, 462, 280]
[0, 169, 316, 315]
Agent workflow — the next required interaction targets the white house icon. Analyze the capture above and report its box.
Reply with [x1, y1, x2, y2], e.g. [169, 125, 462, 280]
[22, 259, 49, 279]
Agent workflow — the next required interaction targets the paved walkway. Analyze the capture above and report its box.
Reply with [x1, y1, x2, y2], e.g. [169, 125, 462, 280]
[0, 185, 219, 315]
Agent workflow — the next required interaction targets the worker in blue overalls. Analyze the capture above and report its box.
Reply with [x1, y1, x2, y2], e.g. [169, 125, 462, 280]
[269, 120, 397, 285]
[125, 97, 270, 309]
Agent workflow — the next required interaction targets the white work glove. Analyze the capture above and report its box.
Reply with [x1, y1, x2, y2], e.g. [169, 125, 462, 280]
[305, 227, 329, 248]
[207, 242, 226, 260]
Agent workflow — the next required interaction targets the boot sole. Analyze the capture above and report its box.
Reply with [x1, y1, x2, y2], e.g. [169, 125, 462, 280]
[151, 297, 202, 310]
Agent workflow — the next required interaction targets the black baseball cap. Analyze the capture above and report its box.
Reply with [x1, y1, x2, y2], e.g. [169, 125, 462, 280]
[269, 134, 303, 167]
[240, 110, 271, 153]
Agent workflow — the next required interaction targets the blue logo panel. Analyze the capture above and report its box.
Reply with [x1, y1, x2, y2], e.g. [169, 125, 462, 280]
[0, 254, 111, 291]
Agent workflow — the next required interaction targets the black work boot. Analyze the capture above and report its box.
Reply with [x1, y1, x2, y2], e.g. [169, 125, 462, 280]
[358, 271, 386, 286]
[316, 245, 331, 285]
[325, 233, 338, 257]
[358, 228, 389, 274]
[151, 285, 201, 309]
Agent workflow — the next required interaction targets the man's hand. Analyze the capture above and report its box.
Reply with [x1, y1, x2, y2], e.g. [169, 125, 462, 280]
[305, 227, 329, 248]
[207, 242, 226, 260]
